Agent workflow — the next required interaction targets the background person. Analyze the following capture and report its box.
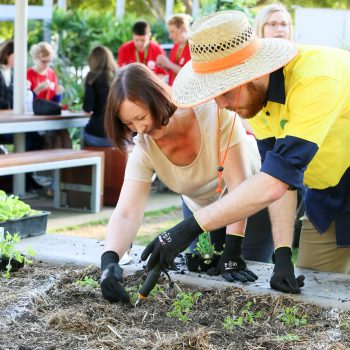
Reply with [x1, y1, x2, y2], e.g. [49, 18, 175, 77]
[143, 10, 350, 295]
[0, 39, 44, 152]
[0, 39, 14, 110]
[99, 63, 261, 303]
[117, 20, 167, 78]
[254, 3, 293, 40]
[82, 45, 117, 147]
[27, 41, 71, 149]
[156, 14, 192, 86]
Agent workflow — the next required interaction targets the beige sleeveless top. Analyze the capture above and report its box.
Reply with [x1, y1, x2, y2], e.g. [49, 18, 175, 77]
[125, 100, 261, 211]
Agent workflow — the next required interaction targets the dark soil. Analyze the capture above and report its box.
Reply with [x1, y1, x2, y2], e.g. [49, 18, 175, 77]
[0, 261, 349, 350]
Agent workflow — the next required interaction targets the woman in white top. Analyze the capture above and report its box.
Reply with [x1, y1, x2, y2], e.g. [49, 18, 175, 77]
[100, 62, 261, 303]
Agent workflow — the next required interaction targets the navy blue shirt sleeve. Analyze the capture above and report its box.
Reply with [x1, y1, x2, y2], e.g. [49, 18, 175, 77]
[261, 135, 318, 190]
[257, 137, 276, 163]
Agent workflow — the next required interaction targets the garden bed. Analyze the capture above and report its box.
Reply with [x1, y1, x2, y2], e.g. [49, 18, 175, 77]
[1, 261, 349, 350]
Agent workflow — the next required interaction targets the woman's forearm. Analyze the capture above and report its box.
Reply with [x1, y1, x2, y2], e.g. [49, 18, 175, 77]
[104, 210, 142, 258]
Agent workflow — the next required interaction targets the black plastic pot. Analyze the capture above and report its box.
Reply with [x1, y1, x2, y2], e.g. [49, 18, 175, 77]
[185, 253, 200, 272]
[0, 211, 50, 239]
[0, 255, 24, 272]
[185, 253, 220, 272]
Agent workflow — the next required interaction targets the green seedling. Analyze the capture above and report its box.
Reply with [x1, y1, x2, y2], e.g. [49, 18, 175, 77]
[223, 301, 263, 330]
[277, 333, 301, 342]
[194, 231, 222, 264]
[277, 306, 308, 327]
[166, 291, 202, 323]
[126, 286, 139, 304]
[223, 315, 244, 329]
[340, 321, 350, 330]
[75, 276, 99, 288]
[0, 232, 36, 278]
[0, 190, 39, 222]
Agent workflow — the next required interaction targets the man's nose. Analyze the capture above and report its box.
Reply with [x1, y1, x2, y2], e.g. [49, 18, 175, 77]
[214, 95, 228, 109]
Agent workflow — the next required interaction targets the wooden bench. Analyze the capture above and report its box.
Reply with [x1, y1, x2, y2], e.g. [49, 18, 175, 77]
[0, 149, 104, 213]
[84, 146, 127, 206]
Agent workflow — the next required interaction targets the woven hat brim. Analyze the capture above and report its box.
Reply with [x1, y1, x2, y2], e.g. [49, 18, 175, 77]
[172, 38, 297, 108]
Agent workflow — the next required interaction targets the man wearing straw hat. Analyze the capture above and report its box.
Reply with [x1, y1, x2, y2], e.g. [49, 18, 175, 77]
[141, 10, 350, 294]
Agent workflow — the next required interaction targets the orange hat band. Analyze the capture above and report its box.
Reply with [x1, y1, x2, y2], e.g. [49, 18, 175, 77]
[192, 38, 260, 74]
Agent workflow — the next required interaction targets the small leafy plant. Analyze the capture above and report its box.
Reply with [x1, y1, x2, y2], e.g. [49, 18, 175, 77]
[0, 232, 36, 278]
[277, 333, 301, 342]
[166, 291, 202, 323]
[223, 301, 263, 330]
[340, 321, 350, 330]
[194, 231, 222, 264]
[277, 306, 308, 327]
[75, 276, 99, 288]
[0, 190, 40, 222]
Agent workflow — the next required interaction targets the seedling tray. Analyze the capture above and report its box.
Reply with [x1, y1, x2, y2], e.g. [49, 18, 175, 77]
[0, 211, 50, 239]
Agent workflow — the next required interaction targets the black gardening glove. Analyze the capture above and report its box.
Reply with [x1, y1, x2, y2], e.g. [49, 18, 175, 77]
[270, 246, 305, 294]
[141, 215, 203, 270]
[207, 235, 258, 282]
[100, 251, 130, 303]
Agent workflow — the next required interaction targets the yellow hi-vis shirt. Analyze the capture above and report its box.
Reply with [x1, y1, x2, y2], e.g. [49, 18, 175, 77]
[249, 45, 350, 245]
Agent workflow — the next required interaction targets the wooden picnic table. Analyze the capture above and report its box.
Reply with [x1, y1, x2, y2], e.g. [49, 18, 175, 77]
[0, 110, 89, 195]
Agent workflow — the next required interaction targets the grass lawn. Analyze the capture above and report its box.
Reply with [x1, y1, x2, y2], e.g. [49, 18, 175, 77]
[49, 206, 182, 245]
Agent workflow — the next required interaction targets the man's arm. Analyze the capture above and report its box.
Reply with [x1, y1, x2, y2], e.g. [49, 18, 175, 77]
[196, 171, 288, 234]
[268, 190, 297, 249]
[156, 55, 181, 74]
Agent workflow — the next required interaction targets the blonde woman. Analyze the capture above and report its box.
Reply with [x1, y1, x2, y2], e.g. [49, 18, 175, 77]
[27, 42, 64, 103]
[27, 42, 71, 148]
[156, 14, 192, 85]
[254, 3, 293, 40]
[83, 45, 117, 147]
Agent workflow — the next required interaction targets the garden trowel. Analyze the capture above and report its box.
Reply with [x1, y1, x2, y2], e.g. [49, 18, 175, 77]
[134, 262, 162, 307]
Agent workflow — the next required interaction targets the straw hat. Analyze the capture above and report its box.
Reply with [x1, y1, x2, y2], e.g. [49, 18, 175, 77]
[172, 10, 298, 108]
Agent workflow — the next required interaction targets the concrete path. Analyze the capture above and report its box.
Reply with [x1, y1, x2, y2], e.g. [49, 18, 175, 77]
[15, 234, 350, 311]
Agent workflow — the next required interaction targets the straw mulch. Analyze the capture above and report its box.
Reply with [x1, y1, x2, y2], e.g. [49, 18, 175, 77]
[0, 261, 349, 350]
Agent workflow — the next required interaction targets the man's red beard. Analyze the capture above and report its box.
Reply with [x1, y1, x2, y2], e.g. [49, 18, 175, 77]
[229, 82, 267, 119]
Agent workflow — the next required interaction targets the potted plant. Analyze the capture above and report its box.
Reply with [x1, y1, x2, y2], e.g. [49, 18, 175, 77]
[0, 190, 50, 238]
[185, 231, 222, 272]
[0, 232, 36, 278]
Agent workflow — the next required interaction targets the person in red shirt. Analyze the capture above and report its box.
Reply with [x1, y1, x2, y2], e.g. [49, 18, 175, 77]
[117, 20, 167, 77]
[156, 14, 191, 86]
[27, 42, 64, 103]
[27, 42, 71, 148]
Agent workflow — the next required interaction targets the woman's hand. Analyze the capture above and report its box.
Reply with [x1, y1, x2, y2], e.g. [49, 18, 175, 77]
[35, 79, 50, 94]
